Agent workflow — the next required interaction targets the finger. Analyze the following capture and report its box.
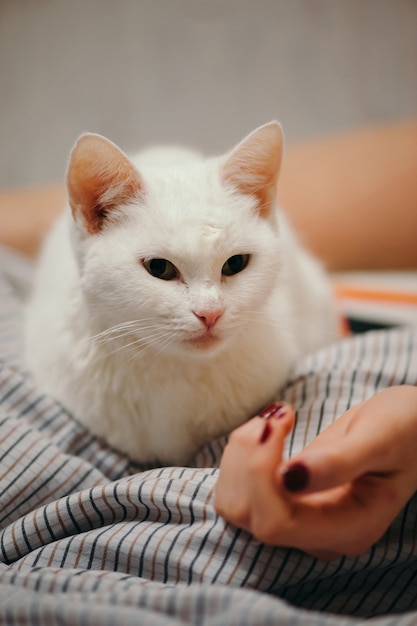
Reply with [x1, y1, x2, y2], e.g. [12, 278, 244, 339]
[215, 403, 294, 527]
[277, 405, 373, 496]
[249, 474, 406, 555]
[279, 387, 417, 495]
[227, 402, 295, 449]
[297, 475, 412, 556]
[219, 402, 295, 508]
[243, 409, 298, 543]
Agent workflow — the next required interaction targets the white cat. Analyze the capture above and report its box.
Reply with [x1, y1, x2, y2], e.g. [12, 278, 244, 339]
[25, 122, 337, 465]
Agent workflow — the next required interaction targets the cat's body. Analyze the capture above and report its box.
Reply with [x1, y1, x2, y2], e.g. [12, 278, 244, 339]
[25, 123, 337, 465]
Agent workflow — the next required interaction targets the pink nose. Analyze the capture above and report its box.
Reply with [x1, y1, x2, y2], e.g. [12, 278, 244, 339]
[193, 309, 223, 330]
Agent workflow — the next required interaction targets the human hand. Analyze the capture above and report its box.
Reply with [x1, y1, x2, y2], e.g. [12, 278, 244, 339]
[214, 385, 417, 559]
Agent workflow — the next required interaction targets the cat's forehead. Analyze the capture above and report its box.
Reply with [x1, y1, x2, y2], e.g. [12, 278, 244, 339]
[146, 166, 227, 212]
[143, 171, 261, 250]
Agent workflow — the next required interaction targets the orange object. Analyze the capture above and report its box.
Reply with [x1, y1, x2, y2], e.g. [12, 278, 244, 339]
[334, 285, 417, 306]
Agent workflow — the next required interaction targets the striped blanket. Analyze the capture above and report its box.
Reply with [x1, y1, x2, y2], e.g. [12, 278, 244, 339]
[1, 246, 417, 625]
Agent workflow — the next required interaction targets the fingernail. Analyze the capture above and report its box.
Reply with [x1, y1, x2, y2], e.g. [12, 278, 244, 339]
[282, 462, 310, 492]
[259, 403, 287, 420]
[259, 421, 272, 444]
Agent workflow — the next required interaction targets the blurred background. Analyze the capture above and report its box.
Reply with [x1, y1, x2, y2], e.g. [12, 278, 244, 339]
[0, 0, 416, 188]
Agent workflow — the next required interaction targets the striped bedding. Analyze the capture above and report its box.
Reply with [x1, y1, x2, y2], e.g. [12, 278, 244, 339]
[1, 246, 417, 626]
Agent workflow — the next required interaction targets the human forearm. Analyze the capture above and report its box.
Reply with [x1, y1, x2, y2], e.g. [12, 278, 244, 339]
[0, 184, 65, 257]
[278, 120, 417, 271]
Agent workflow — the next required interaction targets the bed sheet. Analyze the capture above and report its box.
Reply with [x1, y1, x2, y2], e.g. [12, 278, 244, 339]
[1, 247, 417, 625]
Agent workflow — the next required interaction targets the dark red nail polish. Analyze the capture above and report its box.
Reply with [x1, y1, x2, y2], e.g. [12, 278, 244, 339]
[259, 403, 286, 420]
[282, 462, 310, 492]
[259, 421, 272, 443]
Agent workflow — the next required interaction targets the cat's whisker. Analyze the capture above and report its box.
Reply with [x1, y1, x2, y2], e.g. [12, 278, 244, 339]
[89, 321, 168, 353]
[89, 319, 161, 340]
[87, 321, 169, 348]
[91, 328, 159, 347]
[105, 329, 171, 358]
[90, 331, 137, 346]
[88, 333, 142, 350]
[148, 330, 182, 363]
[125, 330, 182, 363]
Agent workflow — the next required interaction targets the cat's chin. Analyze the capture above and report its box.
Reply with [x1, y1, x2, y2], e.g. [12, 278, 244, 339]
[182, 332, 226, 355]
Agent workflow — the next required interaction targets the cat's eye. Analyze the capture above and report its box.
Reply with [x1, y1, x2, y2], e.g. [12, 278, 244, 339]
[143, 258, 178, 281]
[221, 254, 250, 277]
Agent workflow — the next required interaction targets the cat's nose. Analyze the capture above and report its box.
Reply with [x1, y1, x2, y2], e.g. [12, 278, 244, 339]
[193, 309, 223, 330]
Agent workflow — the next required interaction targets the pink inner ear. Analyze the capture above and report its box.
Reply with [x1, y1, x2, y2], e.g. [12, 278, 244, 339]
[222, 122, 283, 217]
[67, 134, 143, 234]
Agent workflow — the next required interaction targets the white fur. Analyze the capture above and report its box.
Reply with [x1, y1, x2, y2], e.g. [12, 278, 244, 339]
[25, 134, 337, 465]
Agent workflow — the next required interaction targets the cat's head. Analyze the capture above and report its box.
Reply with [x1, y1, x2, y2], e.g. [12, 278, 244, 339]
[66, 122, 284, 358]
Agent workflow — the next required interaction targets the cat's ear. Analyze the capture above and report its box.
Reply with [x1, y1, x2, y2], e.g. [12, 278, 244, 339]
[67, 133, 143, 234]
[222, 122, 283, 217]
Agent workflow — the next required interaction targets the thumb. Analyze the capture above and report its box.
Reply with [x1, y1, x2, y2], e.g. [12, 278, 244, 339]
[278, 396, 399, 495]
[278, 446, 369, 495]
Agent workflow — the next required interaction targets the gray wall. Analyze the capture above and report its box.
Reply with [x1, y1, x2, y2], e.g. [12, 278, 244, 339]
[1, 0, 416, 187]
